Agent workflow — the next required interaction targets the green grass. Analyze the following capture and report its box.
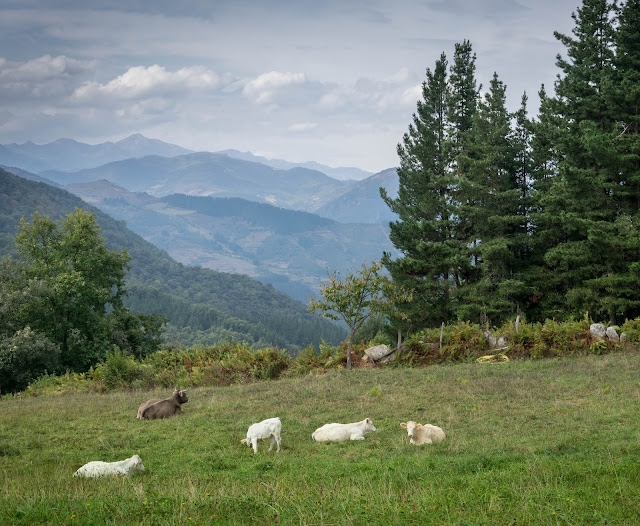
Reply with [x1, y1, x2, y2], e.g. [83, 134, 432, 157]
[2, 352, 640, 525]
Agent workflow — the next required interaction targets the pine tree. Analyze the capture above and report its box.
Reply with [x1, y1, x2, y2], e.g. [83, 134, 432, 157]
[527, 85, 567, 319]
[447, 39, 480, 293]
[609, 0, 640, 214]
[456, 74, 528, 325]
[538, 0, 640, 323]
[382, 53, 456, 327]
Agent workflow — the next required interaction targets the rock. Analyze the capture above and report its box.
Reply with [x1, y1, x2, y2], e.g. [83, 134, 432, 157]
[606, 326, 620, 343]
[590, 323, 607, 342]
[364, 344, 395, 363]
[620, 333, 628, 343]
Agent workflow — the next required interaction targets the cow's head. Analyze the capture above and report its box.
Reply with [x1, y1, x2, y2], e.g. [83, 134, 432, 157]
[400, 421, 420, 438]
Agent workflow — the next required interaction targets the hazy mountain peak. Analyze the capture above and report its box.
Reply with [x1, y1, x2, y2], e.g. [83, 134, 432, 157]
[218, 149, 373, 181]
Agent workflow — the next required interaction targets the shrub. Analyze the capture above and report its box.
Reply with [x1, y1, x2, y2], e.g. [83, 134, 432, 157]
[0, 327, 61, 394]
[620, 318, 640, 343]
[92, 346, 143, 389]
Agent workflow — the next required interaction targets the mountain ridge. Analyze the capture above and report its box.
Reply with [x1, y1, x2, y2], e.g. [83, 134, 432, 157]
[61, 178, 393, 302]
[0, 168, 345, 350]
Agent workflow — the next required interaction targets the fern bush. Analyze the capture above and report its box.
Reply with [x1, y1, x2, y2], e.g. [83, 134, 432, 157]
[92, 346, 143, 389]
[6, 317, 640, 397]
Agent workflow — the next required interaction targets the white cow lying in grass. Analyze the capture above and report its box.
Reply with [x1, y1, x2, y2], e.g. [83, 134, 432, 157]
[312, 418, 377, 442]
[241, 417, 282, 454]
[400, 421, 446, 445]
[73, 454, 145, 478]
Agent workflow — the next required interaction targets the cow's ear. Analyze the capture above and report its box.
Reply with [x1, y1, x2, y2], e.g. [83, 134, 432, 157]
[400, 423, 407, 428]
[416, 424, 422, 430]
[240, 439, 246, 444]
[366, 418, 372, 423]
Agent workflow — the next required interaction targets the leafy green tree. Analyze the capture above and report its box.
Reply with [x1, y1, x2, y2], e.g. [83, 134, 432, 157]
[108, 309, 167, 361]
[309, 261, 411, 369]
[0, 327, 61, 394]
[14, 208, 131, 370]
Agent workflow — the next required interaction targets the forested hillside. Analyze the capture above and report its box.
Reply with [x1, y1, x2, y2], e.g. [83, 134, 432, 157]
[0, 168, 345, 350]
[60, 181, 393, 301]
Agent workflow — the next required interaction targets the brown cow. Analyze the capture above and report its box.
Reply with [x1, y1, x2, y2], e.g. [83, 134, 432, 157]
[140, 388, 190, 420]
[136, 387, 181, 419]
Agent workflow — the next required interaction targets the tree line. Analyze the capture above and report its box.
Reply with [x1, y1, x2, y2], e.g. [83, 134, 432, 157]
[381, 0, 640, 330]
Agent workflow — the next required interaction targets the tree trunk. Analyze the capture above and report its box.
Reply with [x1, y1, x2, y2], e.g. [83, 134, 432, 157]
[347, 329, 354, 370]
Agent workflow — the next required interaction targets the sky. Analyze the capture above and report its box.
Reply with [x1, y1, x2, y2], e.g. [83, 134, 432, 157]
[0, 0, 580, 173]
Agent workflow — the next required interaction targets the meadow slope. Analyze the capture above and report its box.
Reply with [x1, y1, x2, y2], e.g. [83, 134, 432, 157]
[1, 352, 639, 525]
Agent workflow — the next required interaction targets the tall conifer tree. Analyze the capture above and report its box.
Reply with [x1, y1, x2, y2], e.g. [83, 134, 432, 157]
[382, 54, 455, 327]
[447, 39, 480, 292]
[539, 0, 640, 322]
[456, 74, 528, 324]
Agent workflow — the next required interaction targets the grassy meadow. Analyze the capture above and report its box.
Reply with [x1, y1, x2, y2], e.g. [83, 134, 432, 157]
[1, 351, 640, 525]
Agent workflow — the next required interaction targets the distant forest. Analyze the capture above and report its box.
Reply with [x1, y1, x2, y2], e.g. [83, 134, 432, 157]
[0, 169, 346, 354]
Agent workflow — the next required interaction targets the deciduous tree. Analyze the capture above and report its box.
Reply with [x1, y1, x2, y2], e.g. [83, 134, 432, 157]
[309, 261, 411, 369]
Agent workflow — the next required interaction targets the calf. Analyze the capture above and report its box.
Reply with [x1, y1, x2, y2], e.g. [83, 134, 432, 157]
[312, 418, 376, 442]
[400, 421, 445, 445]
[73, 455, 145, 478]
[241, 417, 282, 454]
[141, 388, 189, 420]
[136, 387, 179, 419]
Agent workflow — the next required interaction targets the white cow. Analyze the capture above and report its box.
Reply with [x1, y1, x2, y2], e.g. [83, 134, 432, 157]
[241, 417, 282, 454]
[400, 421, 446, 445]
[312, 418, 377, 442]
[73, 455, 145, 478]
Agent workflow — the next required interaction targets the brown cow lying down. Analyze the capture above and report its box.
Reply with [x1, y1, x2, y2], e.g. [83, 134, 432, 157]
[140, 388, 189, 420]
[137, 387, 179, 419]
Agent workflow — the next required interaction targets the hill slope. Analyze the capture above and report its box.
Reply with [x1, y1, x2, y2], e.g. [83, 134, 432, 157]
[41, 152, 354, 212]
[315, 168, 399, 224]
[63, 180, 393, 302]
[0, 168, 345, 349]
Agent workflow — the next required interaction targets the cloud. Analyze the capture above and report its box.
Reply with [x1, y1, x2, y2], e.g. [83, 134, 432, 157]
[0, 55, 94, 100]
[401, 85, 422, 105]
[318, 69, 420, 114]
[288, 122, 318, 132]
[73, 65, 233, 103]
[242, 71, 307, 104]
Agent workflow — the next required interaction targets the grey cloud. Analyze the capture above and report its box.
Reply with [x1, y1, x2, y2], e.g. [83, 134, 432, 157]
[425, 0, 529, 17]
[0, 55, 95, 102]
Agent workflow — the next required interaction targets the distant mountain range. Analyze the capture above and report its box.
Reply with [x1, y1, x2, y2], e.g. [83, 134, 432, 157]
[0, 168, 345, 350]
[0, 134, 192, 173]
[62, 179, 394, 302]
[218, 149, 373, 181]
[0, 134, 375, 181]
[40, 152, 355, 212]
[1, 133, 400, 305]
